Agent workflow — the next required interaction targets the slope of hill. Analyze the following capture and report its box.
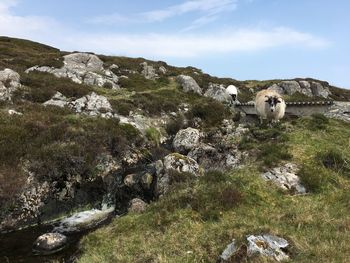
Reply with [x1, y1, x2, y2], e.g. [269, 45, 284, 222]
[0, 37, 350, 262]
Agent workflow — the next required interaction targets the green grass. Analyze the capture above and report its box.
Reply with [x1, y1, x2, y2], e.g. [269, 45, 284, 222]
[78, 117, 350, 262]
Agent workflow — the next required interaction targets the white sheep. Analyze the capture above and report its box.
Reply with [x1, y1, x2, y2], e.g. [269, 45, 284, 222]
[255, 89, 286, 123]
[226, 85, 238, 103]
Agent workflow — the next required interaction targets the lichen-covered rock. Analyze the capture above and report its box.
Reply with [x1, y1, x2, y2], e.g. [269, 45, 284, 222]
[247, 234, 289, 262]
[310, 81, 330, 98]
[26, 53, 119, 89]
[0, 68, 21, 101]
[218, 240, 237, 262]
[204, 83, 232, 104]
[140, 62, 158, 80]
[67, 92, 112, 115]
[155, 153, 201, 196]
[268, 80, 330, 98]
[176, 75, 202, 95]
[43, 92, 68, 108]
[173, 127, 200, 153]
[32, 233, 67, 255]
[128, 198, 147, 213]
[159, 66, 167, 74]
[325, 101, 350, 122]
[261, 163, 306, 194]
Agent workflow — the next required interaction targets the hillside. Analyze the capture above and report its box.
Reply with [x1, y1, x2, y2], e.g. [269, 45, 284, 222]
[0, 37, 350, 262]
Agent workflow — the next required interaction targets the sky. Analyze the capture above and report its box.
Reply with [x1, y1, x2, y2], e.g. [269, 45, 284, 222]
[0, 0, 349, 88]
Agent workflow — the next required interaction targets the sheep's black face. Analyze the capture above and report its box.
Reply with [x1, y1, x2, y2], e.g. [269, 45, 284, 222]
[265, 96, 281, 112]
[231, 94, 237, 101]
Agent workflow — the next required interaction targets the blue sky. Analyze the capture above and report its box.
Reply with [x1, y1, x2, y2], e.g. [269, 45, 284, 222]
[1, 0, 349, 88]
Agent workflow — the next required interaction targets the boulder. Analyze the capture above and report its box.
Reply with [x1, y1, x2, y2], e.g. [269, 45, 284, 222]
[155, 153, 201, 196]
[0, 68, 21, 101]
[247, 234, 289, 262]
[69, 92, 113, 115]
[218, 239, 237, 262]
[261, 163, 306, 194]
[128, 198, 147, 213]
[32, 233, 67, 255]
[173, 127, 200, 153]
[176, 75, 202, 95]
[8, 109, 23, 116]
[43, 92, 68, 108]
[140, 62, 158, 80]
[204, 83, 232, 104]
[268, 80, 330, 98]
[325, 101, 350, 122]
[26, 53, 119, 89]
[310, 81, 330, 98]
[159, 66, 167, 74]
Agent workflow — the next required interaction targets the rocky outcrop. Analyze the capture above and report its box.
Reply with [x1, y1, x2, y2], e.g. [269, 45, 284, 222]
[325, 101, 350, 122]
[218, 234, 290, 262]
[261, 163, 306, 194]
[173, 127, 200, 154]
[204, 83, 232, 104]
[159, 66, 167, 74]
[140, 62, 158, 80]
[0, 68, 21, 101]
[155, 153, 202, 196]
[128, 198, 147, 213]
[44, 92, 113, 117]
[32, 233, 67, 255]
[268, 80, 330, 98]
[176, 75, 202, 95]
[26, 53, 119, 89]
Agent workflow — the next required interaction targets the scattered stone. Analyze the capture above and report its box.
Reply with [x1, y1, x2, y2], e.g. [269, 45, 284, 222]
[128, 198, 147, 213]
[155, 153, 201, 196]
[204, 83, 232, 104]
[325, 101, 350, 122]
[176, 75, 202, 95]
[8, 109, 23, 116]
[218, 239, 237, 262]
[26, 53, 119, 89]
[247, 234, 289, 262]
[261, 163, 306, 194]
[33, 233, 67, 255]
[0, 68, 21, 101]
[43, 92, 69, 108]
[173, 127, 200, 153]
[140, 62, 158, 80]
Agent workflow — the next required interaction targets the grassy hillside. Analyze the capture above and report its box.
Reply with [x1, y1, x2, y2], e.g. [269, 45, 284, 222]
[79, 117, 350, 262]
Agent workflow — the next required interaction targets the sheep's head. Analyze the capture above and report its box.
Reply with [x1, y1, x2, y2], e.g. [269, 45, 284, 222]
[265, 95, 282, 113]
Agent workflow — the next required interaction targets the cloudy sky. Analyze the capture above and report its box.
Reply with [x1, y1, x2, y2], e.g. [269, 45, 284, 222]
[1, 0, 349, 88]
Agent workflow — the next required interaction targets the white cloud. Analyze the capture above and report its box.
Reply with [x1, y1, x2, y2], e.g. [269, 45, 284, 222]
[70, 27, 330, 59]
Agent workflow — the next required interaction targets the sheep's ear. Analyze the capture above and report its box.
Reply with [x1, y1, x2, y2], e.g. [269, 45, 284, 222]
[276, 99, 282, 104]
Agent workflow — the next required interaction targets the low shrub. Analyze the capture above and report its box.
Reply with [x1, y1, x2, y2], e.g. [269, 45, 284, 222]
[298, 164, 333, 193]
[145, 127, 161, 147]
[306, 113, 329, 131]
[165, 114, 185, 135]
[317, 149, 350, 178]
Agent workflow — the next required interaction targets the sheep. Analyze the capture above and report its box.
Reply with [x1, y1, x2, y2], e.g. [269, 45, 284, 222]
[226, 85, 238, 103]
[255, 89, 286, 123]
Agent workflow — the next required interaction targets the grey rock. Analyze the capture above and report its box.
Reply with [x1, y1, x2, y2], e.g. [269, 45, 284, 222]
[8, 109, 23, 116]
[156, 153, 201, 196]
[26, 53, 119, 89]
[218, 239, 237, 262]
[310, 81, 330, 98]
[0, 68, 21, 101]
[247, 234, 289, 261]
[204, 83, 232, 104]
[176, 75, 202, 95]
[69, 92, 112, 115]
[261, 163, 306, 194]
[140, 62, 158, 80]
[173, 127, 200, 153]
[33, 233, 67, 255]
[298, 81, 313, 96]
[43, 92, 68, 108]
[128, 198, 147, 213]
[159, 66, 167, 74]
[325, 101, 350, 122]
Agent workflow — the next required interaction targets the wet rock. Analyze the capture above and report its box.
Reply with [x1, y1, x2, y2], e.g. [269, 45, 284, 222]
[128, 198, 147, 213]
[140, 62, 158, 80]
[218, 239, 237, 262]
[156, 153, 201, 196]
[53, 206, 114, 233]
[261, 163, 306, 194]
[176, 75, 202, 95]
[33, 233, 67, 255]
[247, 234, 289, 261]
[173, 127, 200, 154]
[26, 53, 119, 89]
[204, 83, 232, 104]
[325, 101, 350, 122]
[0, 68, 21, 101]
